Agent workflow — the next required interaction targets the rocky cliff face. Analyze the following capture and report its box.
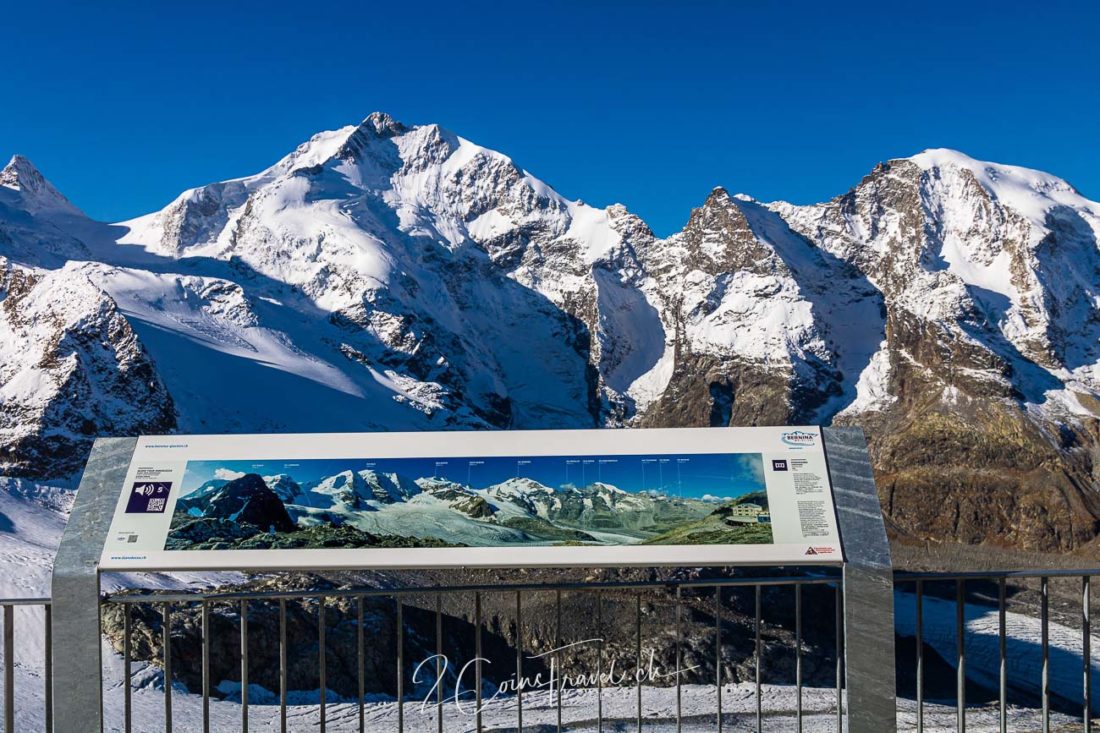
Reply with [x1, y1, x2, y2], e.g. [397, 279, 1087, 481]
[2, 120, 1099, 553]
[772, 152, 1100, 551]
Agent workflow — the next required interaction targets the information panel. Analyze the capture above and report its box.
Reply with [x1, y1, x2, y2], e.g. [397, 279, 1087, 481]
[98, 426, 843, 570]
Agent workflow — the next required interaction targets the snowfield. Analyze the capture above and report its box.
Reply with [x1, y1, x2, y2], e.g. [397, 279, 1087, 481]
[22, 671, 1093, 732]
[99, 680, 1079, 732]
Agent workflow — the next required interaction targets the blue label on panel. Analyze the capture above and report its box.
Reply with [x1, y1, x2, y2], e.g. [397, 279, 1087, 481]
[125, 482, 171, 513]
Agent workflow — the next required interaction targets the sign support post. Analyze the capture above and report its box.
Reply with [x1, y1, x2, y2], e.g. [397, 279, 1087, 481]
[51, 437, 136, 733]
[823, 426, 897, 732]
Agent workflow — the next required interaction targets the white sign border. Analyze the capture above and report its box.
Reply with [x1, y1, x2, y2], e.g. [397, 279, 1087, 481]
[100, 426, 844, 571]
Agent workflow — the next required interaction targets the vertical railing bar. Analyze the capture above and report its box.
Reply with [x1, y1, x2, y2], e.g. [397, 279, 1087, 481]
[956, 579, 965, 733]
[999, 578, 1006, 733]
[516, 590, 523, 733]
[240, 599, 248, 733]
[1085, 575, 1092, 733]
[123, 604, 132, 733]
[796, 583, 803, 733]
[201, 601, 210, 733]
[475, 592, 483, 733]
[318, 597, 326, 733]
[636, 593, 642, 733]
[162, 603, 172, 733]
[360, 598, 366, 733]
[835, 581, 843, 733]
[279, 599, 287, 733]
[44, 604, 52, 733]
[675, 585, 683, 733]
[755, 584, 762, 733]
[3, 605, 12, 733]
[396, 594, 404, 730]
[1041, 576, 1049, 733]
[715, 586, 722, 733]
[596, 590, 603, 733]
[916, 579, 923, 733]
[436, 594, 443, 733]
[556, 589, 563, 733]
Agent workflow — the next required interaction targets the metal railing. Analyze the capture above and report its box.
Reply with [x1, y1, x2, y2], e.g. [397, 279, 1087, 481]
[895, 568, 1100, 733]
[0, 598, 52, 733]
[98, 573, 845, 733]
[5, 568, 1100, 731]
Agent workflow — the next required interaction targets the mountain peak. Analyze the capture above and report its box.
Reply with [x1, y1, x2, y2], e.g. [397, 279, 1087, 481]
[906, 147, 978, 169]
[1, 154, 33, 178]
[0, 155, 81, 216]
[358, 111, 407, 138]
[335, 112, 411, 161]
[588, 481, 626, 494]
[905, 147, 1091, 222]
[690, 186, 737, 217]
[270, 113, 411, 175]
[906, 147, 1081, 193]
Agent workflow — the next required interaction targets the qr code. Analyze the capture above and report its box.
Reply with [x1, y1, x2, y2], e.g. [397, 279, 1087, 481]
[126, 481, 171, 513]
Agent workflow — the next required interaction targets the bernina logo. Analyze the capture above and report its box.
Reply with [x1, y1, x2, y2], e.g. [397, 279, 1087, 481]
[781, 430, 815, 447]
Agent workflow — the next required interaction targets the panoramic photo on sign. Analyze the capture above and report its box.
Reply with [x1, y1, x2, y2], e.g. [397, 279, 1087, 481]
[99, 427, 842, 570]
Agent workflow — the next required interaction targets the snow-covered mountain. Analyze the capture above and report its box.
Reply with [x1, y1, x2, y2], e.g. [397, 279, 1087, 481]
[171, 468, 714, 549]
[2, 115, 1099, 552]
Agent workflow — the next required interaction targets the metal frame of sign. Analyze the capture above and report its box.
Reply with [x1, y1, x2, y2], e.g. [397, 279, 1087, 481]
[49, 426, 895, 732]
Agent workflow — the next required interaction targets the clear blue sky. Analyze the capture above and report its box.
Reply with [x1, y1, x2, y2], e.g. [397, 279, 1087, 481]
[181, 452, 765, 500]
[3, 1, 1097, 236]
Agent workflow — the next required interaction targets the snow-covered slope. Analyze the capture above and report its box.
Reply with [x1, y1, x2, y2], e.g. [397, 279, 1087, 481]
[2, 122, 1100, 551]
[0, 259, 176, 479]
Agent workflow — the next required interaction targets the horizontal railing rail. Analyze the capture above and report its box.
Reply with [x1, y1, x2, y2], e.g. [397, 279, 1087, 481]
[896, 568, 1100, 581]
[101, 571, 845, 604]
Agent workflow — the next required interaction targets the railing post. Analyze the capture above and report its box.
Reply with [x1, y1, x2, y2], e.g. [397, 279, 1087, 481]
[5, 604, 14, 733]
[50, 437, 138, 733]
[822, 426, 896, 733]
[1041, 577, 1049, 733]
[1085, 575, 1092, 733]
[916, 580, 924, 733]
[999, 578, 1007, 733]
[956, 579, 966, 733]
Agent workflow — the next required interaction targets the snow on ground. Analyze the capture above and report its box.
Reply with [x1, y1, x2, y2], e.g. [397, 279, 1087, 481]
[896, 590, 1100, 710]
[0, 478, 244, 730]
[90, 676, 1094, 732]
[0, 480, 63, 732]
[0, 479, 70, 599]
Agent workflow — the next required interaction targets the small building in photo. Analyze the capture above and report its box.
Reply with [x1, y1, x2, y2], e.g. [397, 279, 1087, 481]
[728, 502, 764, 518]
